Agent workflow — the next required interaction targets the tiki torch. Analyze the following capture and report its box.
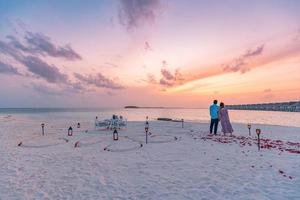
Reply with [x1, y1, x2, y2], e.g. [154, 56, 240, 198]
[41, 123, 45, 136]
[247, 124, 251, 136]
[256, 128, 261, 151]
[145, 121, 149, 144]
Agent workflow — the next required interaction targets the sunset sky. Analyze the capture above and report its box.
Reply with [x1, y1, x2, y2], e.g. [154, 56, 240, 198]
[0, 0, 299, 108]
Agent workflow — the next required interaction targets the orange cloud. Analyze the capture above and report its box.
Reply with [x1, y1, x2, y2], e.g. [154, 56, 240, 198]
[168, 40, 300, 89]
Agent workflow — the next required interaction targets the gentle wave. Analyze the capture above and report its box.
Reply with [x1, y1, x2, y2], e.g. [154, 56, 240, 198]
[0, 108, 299, 127]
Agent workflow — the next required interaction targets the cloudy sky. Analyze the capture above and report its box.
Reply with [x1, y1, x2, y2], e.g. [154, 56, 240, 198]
[0, 0, 299, 108]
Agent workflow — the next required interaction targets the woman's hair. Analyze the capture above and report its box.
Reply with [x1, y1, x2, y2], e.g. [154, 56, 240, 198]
[220, 102, 225, 108]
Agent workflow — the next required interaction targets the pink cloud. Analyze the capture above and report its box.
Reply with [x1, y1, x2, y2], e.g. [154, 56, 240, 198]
[74, 73, 124, 90]
[223, 45, 264, 73]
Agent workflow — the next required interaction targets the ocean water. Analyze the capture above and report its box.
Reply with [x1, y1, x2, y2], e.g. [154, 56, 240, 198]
[0, 108, 300, 128]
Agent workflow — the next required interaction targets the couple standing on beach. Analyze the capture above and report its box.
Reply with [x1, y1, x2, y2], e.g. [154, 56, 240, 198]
[209, 100, 233, 135]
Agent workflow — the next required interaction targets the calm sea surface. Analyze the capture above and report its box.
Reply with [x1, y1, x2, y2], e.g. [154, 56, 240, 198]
[0, 108, 299, 127]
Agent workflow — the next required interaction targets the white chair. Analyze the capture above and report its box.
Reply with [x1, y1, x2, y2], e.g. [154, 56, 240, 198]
[118, 115, 127, 128]
[95, 115, 127, 130]
[95, 118, 110, 130]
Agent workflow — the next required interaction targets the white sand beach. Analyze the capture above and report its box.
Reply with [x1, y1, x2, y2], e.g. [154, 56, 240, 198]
[1, 0, 300, 199]
[0, 116, 300, 200]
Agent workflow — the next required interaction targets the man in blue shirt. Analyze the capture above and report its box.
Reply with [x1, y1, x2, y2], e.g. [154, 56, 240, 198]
[209, 100, 219, 135]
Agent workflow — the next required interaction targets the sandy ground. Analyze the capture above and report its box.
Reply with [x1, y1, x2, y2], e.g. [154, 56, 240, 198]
[0, 119, 300, 200]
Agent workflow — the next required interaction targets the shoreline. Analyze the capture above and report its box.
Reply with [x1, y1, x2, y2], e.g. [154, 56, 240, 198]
[1, 114, 300, 128]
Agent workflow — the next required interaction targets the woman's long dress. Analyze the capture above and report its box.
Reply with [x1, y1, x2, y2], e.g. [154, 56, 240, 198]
[218, 108, 233, 134]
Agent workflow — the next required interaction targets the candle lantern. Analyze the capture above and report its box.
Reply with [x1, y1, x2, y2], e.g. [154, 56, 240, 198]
[68, 126, 73, 136]
[247, 124, 251, 136]
[113, 129, 118, 141]
[41, 123, 45, 136]
[256, 128, 261, 151]
[77, 122, 80, 128]
[181, 119, 184, 128]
